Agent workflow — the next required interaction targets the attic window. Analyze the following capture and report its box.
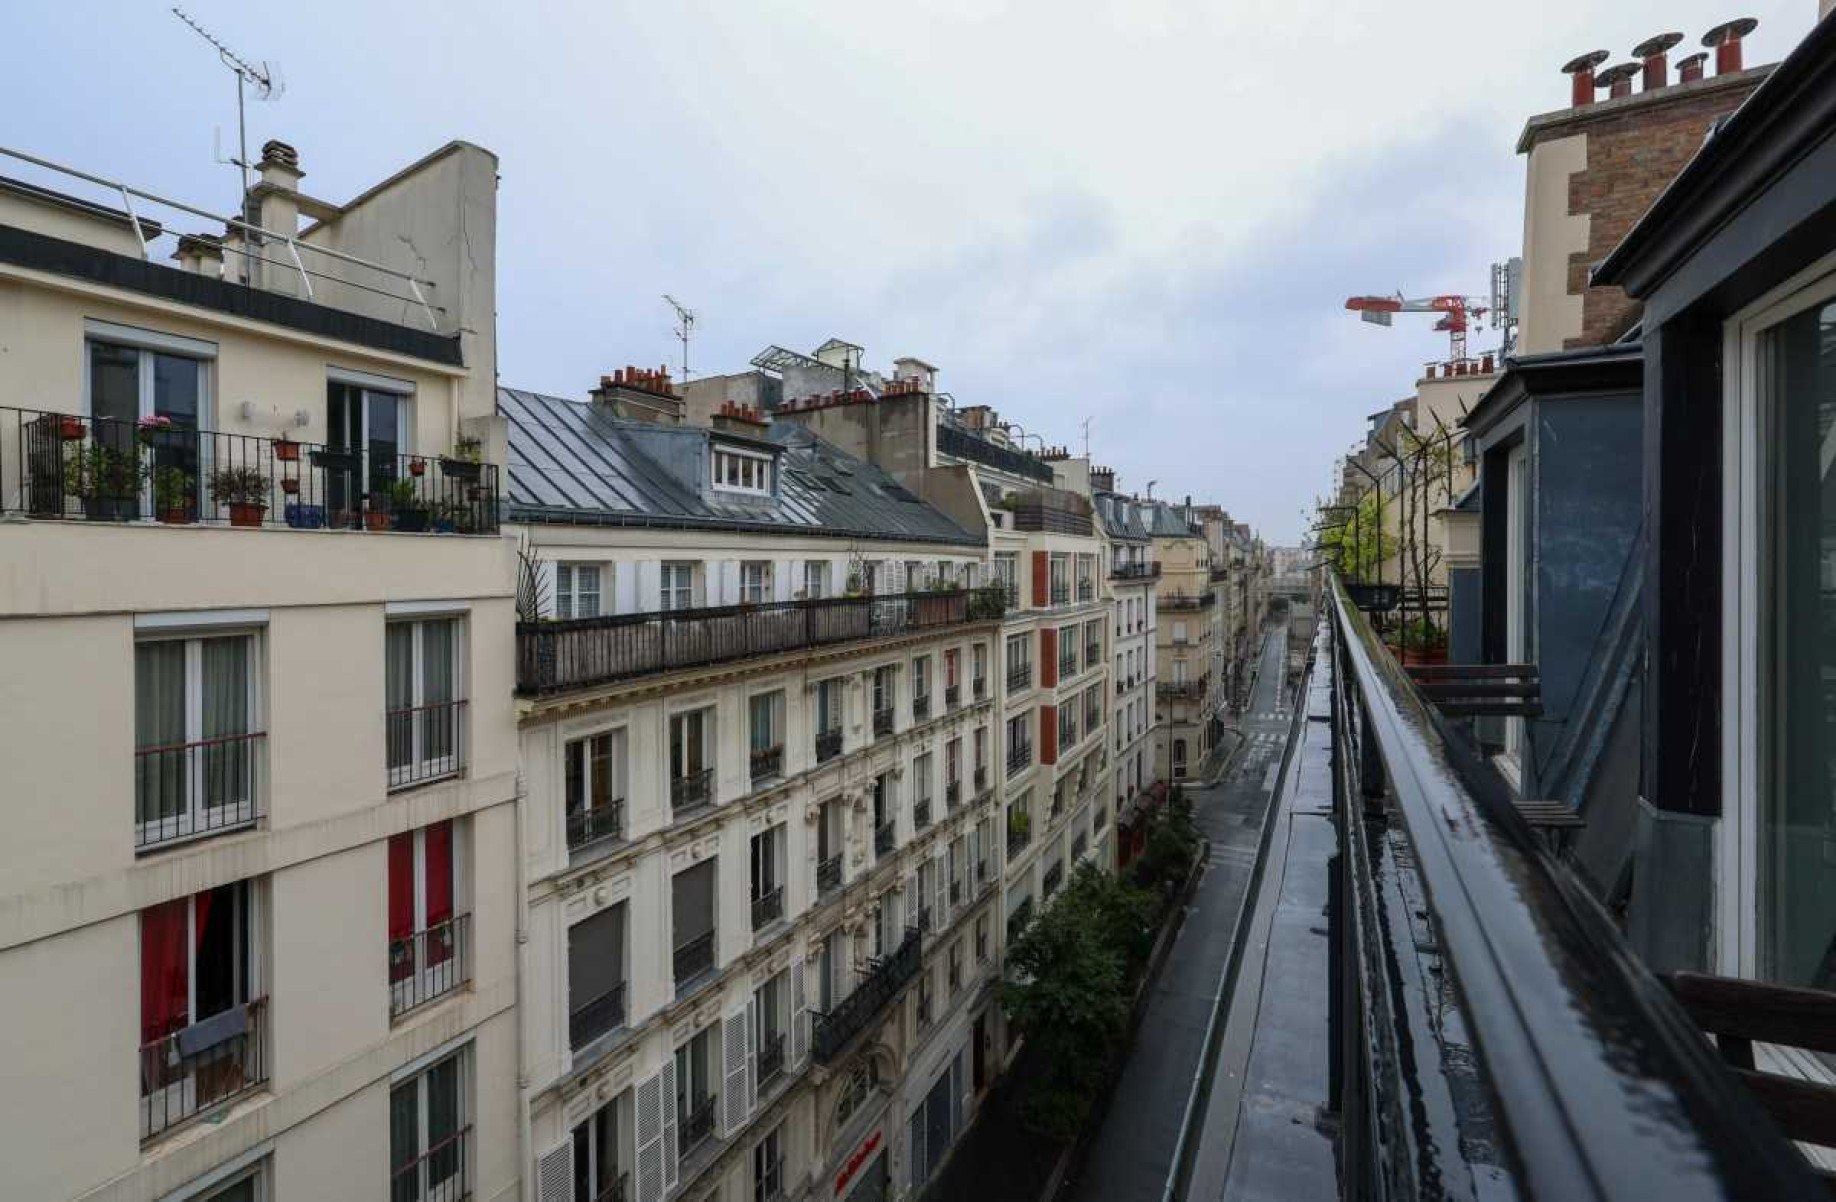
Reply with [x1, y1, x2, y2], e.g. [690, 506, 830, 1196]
[712, 446, 773, 495]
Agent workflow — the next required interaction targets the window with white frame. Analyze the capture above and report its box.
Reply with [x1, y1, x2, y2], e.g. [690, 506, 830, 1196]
[135, 630, 261, 849]
[387, 820, 465, 1017]
[86, 331, 212, 522]
[804, 560, 830, 600]
[741, 560, 772, 605]
[190, 1160, 269, 1202]
[554, 563, 604, 620]
[386, 617, 463, 788]
[753, 1121, 785, 1202]
[571, 1092, 629, 1202]
[712, 446, 773, 495]
[661, 561, 697, 611]
[389, 1048, 468, 1201]
[565, 729, 627, 850]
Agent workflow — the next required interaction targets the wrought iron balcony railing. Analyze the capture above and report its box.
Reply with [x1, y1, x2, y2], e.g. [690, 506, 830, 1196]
[811, 928, 922, 1063]
[1110, 561, 1161, 580]
[569, 980, 627, 1051]
[1157, 678, 1206, 700]
[873, 706, 895, 738]
[815, 729, 842, 763]
[671, 767, 713, 814]
[751, 886, 784, 930]
[945, 683, 961, 708]
[913, 798, 932, 829]
[680, 1096, 717, 1156]
[135, 730, 266, 851]
[945, 780, 961, 809]
[817, 854, 843, 895]
[1006, 742, 1032, 776]
[391, 1123, 472, 1202]
[913, 692, 931, 721]
[756, 1030, 787, 1091]
[974, 765, 989, 792]
[875, 821, 895, 857]
[1159, 591, 1216, 611]
[389, 912, 471, 1018]
[749, 745, 783, 785]
[672, 931, 715, 989]
[1007, 663, 1033, 692]
[140, 997, 267, 1141]
[973, 675, 988, 700]
[385, 699, 467, 792]
[1050, 583, 1070, 606]
[518, 587, 1008, 695]
[567, 797, 626, 851]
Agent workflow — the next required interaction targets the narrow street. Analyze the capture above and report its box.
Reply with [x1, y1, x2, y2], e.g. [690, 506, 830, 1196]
[1060, 619, 1297, 1202]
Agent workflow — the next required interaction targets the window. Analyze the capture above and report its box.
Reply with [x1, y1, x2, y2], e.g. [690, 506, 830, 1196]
[566, 730, 627, 850]
[86, 334, 210, 521]
[326, 379, 410, 525]
[1173, 739, 1188, 778]
[386, 617, 462, 789]
[672, 860, 717, 990]
[913, 751, 934, 824]
[912, 655, 931, 712]
[1049, 555, 1070, 604]
[712, 447, 773, 494]
[661, 561, 697, 611]
[1084, 619, 1104, 666]
[973, 644, 988, 693]
[1005, 633, 1032, 689]
[572, 1094, 628, 1202]
[1058, 624, 1078, 677]
[388, 820, 463, 1016]
[741, 560, 772, 605]
[1007, 713, 1032, 775]
[944, 648, 960, 692]
[390, 1049, 468, 1202]
[873, 665, 897, 734]
[751, 824, 785, 930]
[749, 691, 784, 784]
[804, 560, 830, 600]
[904, 559, 925, 591]
[907, 1058, 964, 1189]
[1058, 705, 1077, 749]
[675, 1027, 719, 1155]
[816, 679, 844, 762]
[994, 553, 1018, 600]
[819, 928, 847, 1012]
[135, 631, 261, 849]
[139, 881, 262, 1139]
[1173, 620, 1188, 644]
[754, 973, 788, 1090]
[753, 1124, 784, 1202]
[555, 563, 604, 620]
[975, 915, 989, 963]
[192, 1162, 268, 1202]
[670, 709, 714, 812]
[1084, 686, 1103, 733]
[569, 903, 628, 1049]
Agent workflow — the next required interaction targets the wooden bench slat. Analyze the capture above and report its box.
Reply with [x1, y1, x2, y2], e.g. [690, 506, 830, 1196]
[1667, 972, 1836, 1056]
[1418, 682, 1543, 700]
[1733, 1068, 1836, 1148]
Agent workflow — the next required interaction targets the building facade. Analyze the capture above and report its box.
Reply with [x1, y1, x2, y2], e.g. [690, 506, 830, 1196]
[1149, 504, 1216, 781]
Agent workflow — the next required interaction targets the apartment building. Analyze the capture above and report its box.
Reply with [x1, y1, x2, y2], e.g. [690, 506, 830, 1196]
[1092, 481, 1159, 842]
[501, 378, 1009, 1202]
[1149, 503, 1217, 780]
[0, 139, 518, 1202]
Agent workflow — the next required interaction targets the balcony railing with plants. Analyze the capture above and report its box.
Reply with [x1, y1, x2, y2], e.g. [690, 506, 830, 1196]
[135, 730, 266, 851]
[0, 407, 499, 533]
[751, 886, 784, 930]
[1159, 591, 1217, 611]
[673, 931, 715, 989]
[1110, 561, 1161, 580]
[568, 797, 626, 851]
[388, 912, 471, 1019]
[517, 587, 1009, 696]
[812, 928, 922, 1063]
[671, 767, 714, 815]
[570, 980, 628, 1050]
[140, 996, 267, 1141]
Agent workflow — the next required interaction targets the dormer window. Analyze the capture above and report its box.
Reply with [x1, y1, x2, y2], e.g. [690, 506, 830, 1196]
[712, 446, 773, 496]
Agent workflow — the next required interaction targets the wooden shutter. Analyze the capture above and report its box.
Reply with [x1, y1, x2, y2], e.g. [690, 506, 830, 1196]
[660, 1056, 680, 1193]
[535, 1139, 573, 1202]
[721, 1007, 752, 1136]
[790, 956, 809, 1065]
[1039, 628, 1057, 688]
[1031, 550, 1048, 607]
[1040, 705, 1058, 765]
[635, 1068, 664, 1202]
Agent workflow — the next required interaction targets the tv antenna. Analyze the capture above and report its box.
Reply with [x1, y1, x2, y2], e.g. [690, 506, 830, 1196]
[171, 8, 284, 201]
[663, 294, 697, 380]
[1080, 416, 1092, 459]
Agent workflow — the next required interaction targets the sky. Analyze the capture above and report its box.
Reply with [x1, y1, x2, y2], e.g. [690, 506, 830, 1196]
[3, 1, 1821, 542]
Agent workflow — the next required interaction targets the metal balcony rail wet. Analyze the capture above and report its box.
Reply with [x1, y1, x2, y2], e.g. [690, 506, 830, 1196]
[913, 798, 933, 829]
[388, 912, 471, 1018]
[1, 407, 499, 532]
[681, 1096, 718, 1155]
[1007, 663, 1033, 692]
[1007, 741, 1032, 776]
[815, 729, 842, 763]
[751, 886, 784, 930]
[749, 745, 784, 785]
[756, 1031, 787, 1089]
[517, 587, 1007, 696]
[140, 996, 267, 1141]
[673, 931, 715, 987]
[1159, 591, 1216, 610]
[671, 767, 714, 814]
[567, 797, 627, 851]
[135, 730, 266, 850]
[817, 854, 843, 895]
[1110, 561, 1161, 580]
[1322, 574, 1826, 1202]
[811, 928, 921, 1063]
[874, 821, 895, 857]
[385, 699, 467, 791]
[873, 706, 895, 737]
[913, 691, 931, 721]
[390, 1123, 472, 1202]
[569, 980, 628, 1050]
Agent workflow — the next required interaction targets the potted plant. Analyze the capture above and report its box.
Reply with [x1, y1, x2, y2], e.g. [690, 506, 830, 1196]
[387, 477, 429, 532]
[271, 435, 301, 462]
[63, 444, 148, 521]
[208, 466, 270, 528]
[441, 434, 483, 482]
[151, 466, 195, 524]
[408, 457, 427, 477]
[136, 414, 176, 446]
[58, 415, 86, 441]
[430, 501, 457, 534]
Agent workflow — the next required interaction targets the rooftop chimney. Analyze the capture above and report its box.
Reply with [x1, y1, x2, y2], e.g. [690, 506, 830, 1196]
[710, 400, 770, 437]
[1090, 466, 1116, 493]
[1676, 51, 1708, 82]
[590, 365, 685, 426]
[1702, 17, 1758, 75]
[1633, 32, 1683, 90]
[1562, 49, 1610, 106]
[248, 139, 305, 296]
[1597, 62, 1641, 99]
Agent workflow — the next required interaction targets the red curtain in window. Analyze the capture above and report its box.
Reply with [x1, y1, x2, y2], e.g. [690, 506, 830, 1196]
[424, 821, 454, 927]
[140, 898, 189, 1046]
[388, 833, 416, 941]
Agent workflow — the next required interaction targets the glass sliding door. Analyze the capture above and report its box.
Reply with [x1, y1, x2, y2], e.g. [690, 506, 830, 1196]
[327, 382, 407, 527]
[85, 339, 207, 521]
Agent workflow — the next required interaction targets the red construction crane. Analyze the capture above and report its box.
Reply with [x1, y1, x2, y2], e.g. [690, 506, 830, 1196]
[1345, 293, 1489, 360]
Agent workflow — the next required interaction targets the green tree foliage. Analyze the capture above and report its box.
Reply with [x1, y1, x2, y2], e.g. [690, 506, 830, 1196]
[1316, 490, 1393, 583]
[1132, 794, 1201, 893]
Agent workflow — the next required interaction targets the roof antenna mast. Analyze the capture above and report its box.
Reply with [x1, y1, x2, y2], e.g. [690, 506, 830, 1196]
[663, 294, 697, 381]
[171, 8, 283, 208]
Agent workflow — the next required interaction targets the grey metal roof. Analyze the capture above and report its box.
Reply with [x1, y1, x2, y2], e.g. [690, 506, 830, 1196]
[499, 386, 984, 547]
[1093, 491, 1149, 541]
[1146, 502, 1198, 538]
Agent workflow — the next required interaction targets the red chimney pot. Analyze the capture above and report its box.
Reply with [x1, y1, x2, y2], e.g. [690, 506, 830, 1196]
[1632, 32, 1683, 91]
[1561, 49, 1610, 106]
[1677, 52, 1708, 82]
[1702, 17, 1758, 75]
[1597, 62, 1641, 99]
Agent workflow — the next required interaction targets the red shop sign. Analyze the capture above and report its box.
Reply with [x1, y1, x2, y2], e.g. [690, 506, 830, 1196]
[834, 1128, 883, 1196]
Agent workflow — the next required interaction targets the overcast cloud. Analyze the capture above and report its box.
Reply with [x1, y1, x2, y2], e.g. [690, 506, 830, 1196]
[3, 1, 1819, 540]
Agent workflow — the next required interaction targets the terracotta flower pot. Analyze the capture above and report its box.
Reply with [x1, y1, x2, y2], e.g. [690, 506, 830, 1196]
[228, 502, 266, 528]
[365, 509, 392, 532]
[281, 477, 300, 495]
[160, 508, 192, 525]
[409, 458, 427, 477]
[272, 438, 300, 462]
[59, 417, 86, 441]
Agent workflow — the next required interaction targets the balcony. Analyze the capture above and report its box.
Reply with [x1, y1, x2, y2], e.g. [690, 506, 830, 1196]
[391, 1123, 473, 1202]
[750, 745, 784, 786]
[1007, 486, 1095, 536]
[1008, 814, 1032, 856]
[569, 981, 628, 1051]
[386, 699, 467, 792]
[1007, 663, 1033, 692]
[671, 767, 713, 815]
[389, 912, 471, 1019]
[812, 928, 922, 1063]
[914, 798, 933, 829]
[1043, 861, 1064, 896]
[1110, 561, 1161, 581]
[815, 728, 843, 764]
[1159, 591, 1217, 611]
[672, 931, 715, 990]
[875, 820, 895, 857]
[135, 730, 266, 851]
[913, 692, 931, 721]
[1209, 566, 1230, 582]
[567, 798, 626, 852]
[517, 587, 1008, 695]
[140, 997, 267, 1141]
[946, 683, 961, 708]
[817, 854, 843, 896]
[756, 1030, 787, 1091]
[1077, 581, 1095, 603]
[1050, 583, 1070, 606]
[973, 675, 988, 700]
[946, 780, 961, 809]
[1157, 678, 1207, 700]
[586, 1172, 631, 1202]
[873, 706, 895, 738]
[1, 407, 501, 533]
[1086, 642, 1102, 665]
[974, 765, 989, 793]
[680, 1096, 718, 1156]
[1058, 653, 1078, 680]
[916, 904, 934, 934]
[1006, 741, 1032, 777]
[751, 886, 785, 931]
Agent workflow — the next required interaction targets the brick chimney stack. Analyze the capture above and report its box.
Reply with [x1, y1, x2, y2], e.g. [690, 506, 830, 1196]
[590, 365, 685, 426]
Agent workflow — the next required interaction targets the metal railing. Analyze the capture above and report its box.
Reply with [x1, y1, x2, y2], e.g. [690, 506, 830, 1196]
[1006, 741, 1032, 776]
[812, 928, 922, 1062]
[751, 886, 784, 930]
[913, 692, 931, 721]
[567, 798, 626, 851]
[913, 798, 932, 829]
[134, 730, 266, 850]
[756, 1031, 787, 1090]
[1322, 574, 1827, 1202]
[517, 587, 1007, 695]
[389, 913, 471, 1018]
[1008, 817, 1032, 856]
[1077, 581, 1095, 602]
[390, 1123, 472, 1202]
[1085, 643, 1102, 667]
[587, 1172, 631, 1202]
[875, 821, 895, 857]
[1110, 561, 1161, 580]
[139, 997, 267, 1140]
[946, 683, 961, 708]
[671, 767, 714, 814]
[1059, 651, 1079, 679]
[815, 729, 843, 763]
[673, 931, 716, 988]
[1050, 583, 1070, 606]
[756, 1153, 784, 1202]
[974, 765, 989, 793]
[750, 745, 784, 786]
[817, 854, 843, 895]
[1156, 679, 1205, 700]
[873, 706, 895, 737]
[385, 699, 467, 791]
[973, 675, 988, 700]
[1159, 591, 1216, 610]
[1, 407, 499, 532]
[1007, 663, 1033, 692]
[681, 1096, 718, 1155]
[569, 981, 628, 1050]
[946, 781, 961, 809]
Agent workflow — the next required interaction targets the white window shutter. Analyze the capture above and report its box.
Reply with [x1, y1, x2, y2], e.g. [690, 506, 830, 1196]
[660, 1057, 680, 1193]
[933, 851, 947, 928]
[745, 996, 759, 1113]
[790, 956, 809, 1065]
[721, 1008, 751, 1136]
[536, 1139, 574, 1202]
[635, 1069, 664, 1202]
[904, 872, 917, 934]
